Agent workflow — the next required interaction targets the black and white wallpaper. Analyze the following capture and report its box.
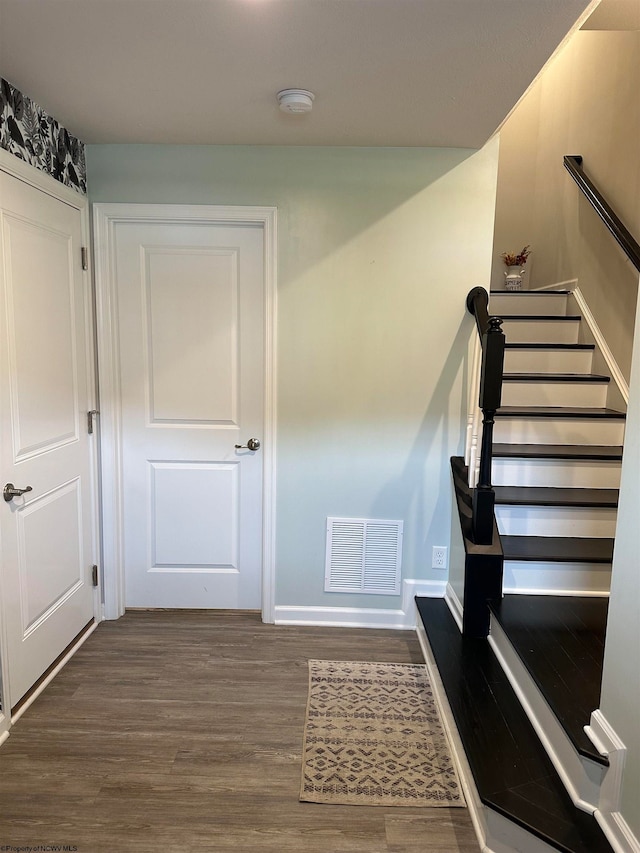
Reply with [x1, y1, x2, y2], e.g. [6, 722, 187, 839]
[0, 77, 86, 194]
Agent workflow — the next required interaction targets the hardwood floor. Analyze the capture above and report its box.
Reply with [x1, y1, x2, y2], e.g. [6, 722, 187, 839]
[0, 611, 479, 853]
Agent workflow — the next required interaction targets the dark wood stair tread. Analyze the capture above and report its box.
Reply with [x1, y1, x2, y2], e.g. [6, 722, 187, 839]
[490, 290, 572, 295]
[502, 373, 610, 383]
[415, 598, 613, 852]
[505, 343, 595, 350]
[494, 486, 618, 507]
[496, 406, 625, 418]
[501, 535, 614, 563]
[488, 595, 608, 765]
[493, 443, 623, 460]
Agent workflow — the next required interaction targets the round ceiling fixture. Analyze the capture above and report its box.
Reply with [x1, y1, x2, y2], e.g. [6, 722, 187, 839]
[277, 89, 315, 114]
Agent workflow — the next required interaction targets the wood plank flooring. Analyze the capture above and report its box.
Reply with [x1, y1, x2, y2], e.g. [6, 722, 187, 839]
[0, 611, 479, 853]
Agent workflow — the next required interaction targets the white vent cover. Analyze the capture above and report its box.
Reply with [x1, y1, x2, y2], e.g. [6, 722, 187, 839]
[325, 517, 403, 595]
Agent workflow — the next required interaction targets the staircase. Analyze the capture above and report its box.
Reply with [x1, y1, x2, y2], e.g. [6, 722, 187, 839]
[416, 287, 630, 853]
[490, 288, 625, 597]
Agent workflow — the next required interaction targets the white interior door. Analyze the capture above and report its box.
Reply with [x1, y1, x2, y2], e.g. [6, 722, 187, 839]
[0, 170, 96, 709]
[111, 218, 265, 609]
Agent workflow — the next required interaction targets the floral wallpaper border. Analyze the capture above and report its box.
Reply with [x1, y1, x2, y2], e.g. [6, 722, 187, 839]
[0, 78, 86, 195]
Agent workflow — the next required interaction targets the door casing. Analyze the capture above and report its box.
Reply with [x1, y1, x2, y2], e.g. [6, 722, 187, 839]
[92, 203, 278, 622]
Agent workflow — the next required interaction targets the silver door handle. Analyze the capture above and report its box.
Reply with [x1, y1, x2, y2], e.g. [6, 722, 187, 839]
[235, 438, 261, 451]
[3, 483, 33, 502]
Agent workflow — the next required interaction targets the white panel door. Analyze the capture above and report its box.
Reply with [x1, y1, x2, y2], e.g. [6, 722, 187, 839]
[0, 171, 95, 708]
[113, 220, 264, 608]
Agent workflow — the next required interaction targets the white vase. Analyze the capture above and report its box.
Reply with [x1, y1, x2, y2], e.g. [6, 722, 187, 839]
[504, 265, 525, 291]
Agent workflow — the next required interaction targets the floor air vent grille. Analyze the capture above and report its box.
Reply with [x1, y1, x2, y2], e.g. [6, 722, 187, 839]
[325, 517, 403, 595]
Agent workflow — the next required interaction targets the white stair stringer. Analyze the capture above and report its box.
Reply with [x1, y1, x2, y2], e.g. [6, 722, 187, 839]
[488, 615, 608, 814]
[569, 287, 630, 414]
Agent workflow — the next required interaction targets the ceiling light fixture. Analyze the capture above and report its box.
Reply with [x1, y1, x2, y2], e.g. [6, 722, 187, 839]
[277, 89, 315, 114]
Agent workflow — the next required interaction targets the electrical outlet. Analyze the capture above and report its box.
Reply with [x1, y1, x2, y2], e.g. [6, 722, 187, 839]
[432, 546, 447, 569]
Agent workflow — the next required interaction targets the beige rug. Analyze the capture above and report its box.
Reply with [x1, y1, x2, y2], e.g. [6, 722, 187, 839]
[300, 660, 465, 807]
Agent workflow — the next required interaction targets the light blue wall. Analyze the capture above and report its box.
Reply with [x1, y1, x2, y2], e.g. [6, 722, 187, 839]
[87, 142, 499, 610]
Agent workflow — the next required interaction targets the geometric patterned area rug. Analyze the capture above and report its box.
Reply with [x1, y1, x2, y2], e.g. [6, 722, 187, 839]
[300, 660, 465, 807]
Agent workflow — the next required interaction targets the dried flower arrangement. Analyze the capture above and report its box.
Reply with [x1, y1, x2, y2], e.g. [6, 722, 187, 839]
[501, 245, 531, 267]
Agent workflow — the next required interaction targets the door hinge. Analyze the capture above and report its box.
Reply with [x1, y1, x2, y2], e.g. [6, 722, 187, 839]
[81, 246, 89, 271]
[91, 564, 99, 587]
[87, 409, 99, 434]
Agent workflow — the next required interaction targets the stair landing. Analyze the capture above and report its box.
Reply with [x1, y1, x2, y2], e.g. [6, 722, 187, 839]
[415, 596, 613, 853]
[487, 594, 608, 764]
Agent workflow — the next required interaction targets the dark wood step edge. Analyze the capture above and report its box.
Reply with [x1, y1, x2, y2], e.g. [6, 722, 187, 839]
[501, 535, 614, 564]
[502, 374, 610, 383]
[496, 406, 625, 419]
[505, 343, 595, 350]
[493, 486, 619, 508]
[493, 444, 623, 460]
[490, 290, 572, 295]
[501, 314, 582, 321]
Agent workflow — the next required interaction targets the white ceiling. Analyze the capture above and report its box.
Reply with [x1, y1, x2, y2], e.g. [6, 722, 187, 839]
[0, 0, 596, 148]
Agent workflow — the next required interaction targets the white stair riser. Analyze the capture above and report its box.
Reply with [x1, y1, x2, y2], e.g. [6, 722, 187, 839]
[493, 458, 621, 488]
[495, 505, 618, 537]
[503, 349, 594, 374]
[490, 293, 570, 316]
[501, 319, 580, 344]
[501, 381, 608, 408]
[503, 561, 612, 595]
[494, 417, 625, 445]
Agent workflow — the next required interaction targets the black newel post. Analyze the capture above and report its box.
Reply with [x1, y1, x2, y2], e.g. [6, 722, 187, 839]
[472, 316, 505, 545]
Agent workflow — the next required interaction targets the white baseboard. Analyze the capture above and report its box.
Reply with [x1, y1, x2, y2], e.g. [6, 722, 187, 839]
[274, 578, 446, 630]
[585, 709, 627, 815]
[445, 583, 464, 632]
[274, 605, 407, 629]
[595, 809, 640, 853]
[401, 579, 446, 627]
[0, 729, 9, 747]
[11, 620, 100, 725]
[572, 287, 629, 407]
[415, 616, 493, 852]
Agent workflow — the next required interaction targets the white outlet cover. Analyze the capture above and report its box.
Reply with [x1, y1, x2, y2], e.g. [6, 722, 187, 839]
[432, 546, 448, 569]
